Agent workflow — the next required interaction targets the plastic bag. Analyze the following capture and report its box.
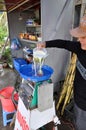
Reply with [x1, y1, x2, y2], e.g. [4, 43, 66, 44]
[11, 38, 22, 50]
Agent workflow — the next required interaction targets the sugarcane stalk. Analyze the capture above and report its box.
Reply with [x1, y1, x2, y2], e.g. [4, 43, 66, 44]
[56, 53, 77, 113]
[67, 87, 73, 104]
[61, 80, 74, 115]
[56, 55, 74, 109]
[61, 54, 77, 115]
[56, 74, 70, 110]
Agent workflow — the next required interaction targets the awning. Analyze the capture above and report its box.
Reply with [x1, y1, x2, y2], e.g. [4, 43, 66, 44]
[0, 0, 40, 13]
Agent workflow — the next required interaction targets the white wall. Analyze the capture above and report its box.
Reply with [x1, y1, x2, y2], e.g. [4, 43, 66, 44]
[41, 0, 74, 84]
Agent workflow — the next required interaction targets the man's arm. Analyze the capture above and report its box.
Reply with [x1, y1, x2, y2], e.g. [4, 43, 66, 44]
[46, 39, 80, 53]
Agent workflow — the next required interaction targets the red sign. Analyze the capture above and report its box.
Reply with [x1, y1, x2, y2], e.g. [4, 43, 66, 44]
[16, 109, 30, 130]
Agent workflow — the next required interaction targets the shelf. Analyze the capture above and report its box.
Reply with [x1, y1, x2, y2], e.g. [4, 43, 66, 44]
[26, 25, 41, 27]
[20, 38, 38, 44]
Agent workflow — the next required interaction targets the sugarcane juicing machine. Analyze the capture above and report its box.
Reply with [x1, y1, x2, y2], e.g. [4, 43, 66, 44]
[14, 47, 60, 130]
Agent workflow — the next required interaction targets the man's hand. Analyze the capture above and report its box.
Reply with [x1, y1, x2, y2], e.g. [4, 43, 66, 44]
[37, 42, 46, 49]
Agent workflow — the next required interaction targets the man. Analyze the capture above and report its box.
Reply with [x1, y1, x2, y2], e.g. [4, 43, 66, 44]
[37, 15, 86, 130]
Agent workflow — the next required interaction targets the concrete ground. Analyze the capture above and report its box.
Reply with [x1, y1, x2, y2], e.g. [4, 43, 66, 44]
[0, 68, 16, 130]
[0, 68, 74, 130]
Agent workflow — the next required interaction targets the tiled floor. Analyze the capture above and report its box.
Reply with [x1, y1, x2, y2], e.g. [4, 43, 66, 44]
[0, 68, 74, 130]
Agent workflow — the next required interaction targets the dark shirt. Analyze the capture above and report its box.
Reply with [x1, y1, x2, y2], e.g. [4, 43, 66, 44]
[46, 39, 86, 111]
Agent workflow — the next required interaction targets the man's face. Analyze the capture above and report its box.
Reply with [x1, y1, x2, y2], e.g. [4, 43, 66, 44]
[78, 36, 86, 50]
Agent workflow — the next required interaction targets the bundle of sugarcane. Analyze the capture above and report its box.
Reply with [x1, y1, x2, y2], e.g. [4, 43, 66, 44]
[56, 53, 77, 115]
